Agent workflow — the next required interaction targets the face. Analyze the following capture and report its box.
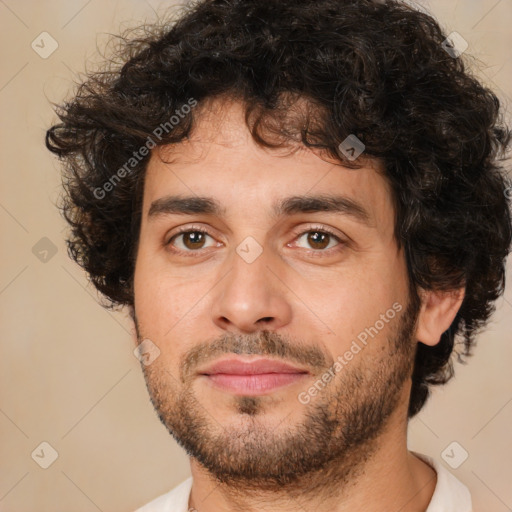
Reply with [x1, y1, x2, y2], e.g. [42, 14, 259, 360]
[133, 99, 420, 491]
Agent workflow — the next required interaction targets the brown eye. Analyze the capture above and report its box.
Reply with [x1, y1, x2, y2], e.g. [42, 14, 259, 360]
[182, 231, 206, 249]
[306, 231, 331, 250]
[168, 230, 215, 252]
[295, 230, 341, 251]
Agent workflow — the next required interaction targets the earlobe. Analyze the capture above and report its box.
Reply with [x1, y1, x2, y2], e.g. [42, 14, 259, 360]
[415, 288, 465, 346]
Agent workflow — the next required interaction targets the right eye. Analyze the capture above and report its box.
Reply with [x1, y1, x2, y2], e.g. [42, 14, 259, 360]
[166, 228, 219, 254]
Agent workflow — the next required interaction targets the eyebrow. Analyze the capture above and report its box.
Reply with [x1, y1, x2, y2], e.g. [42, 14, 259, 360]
[148, 194, 372, 225]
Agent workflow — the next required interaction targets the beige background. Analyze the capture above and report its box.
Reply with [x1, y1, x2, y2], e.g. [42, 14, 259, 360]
[0, 0, 511, 511]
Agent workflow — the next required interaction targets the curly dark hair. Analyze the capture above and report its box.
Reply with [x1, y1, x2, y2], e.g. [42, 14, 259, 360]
[46, 0, 511, 418]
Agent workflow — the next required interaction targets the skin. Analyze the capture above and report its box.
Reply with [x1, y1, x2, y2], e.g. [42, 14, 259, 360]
[132, 98, 464, 512]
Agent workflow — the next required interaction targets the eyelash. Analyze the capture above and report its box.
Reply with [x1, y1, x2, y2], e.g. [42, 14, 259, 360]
[165, 224, 346, 257]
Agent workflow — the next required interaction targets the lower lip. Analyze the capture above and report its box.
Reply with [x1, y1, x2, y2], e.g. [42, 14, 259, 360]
[202, 373, 309, 395]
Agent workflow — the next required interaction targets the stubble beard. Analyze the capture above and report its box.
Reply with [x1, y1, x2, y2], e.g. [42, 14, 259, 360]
[137, 295, 420, 501]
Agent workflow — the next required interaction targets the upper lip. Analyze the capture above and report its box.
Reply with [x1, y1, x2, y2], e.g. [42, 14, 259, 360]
[197, 357, 310, 375]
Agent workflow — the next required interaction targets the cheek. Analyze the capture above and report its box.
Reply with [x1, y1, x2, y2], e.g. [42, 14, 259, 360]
[134, 254, 213, 343]
[134, 252, 175, 327]
[305, 258, 407, 347]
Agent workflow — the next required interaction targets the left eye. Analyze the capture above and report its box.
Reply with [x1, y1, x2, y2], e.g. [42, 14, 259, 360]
[293, 230, 341, 251]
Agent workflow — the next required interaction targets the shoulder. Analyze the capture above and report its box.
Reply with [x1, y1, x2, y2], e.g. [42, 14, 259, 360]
[134, 476, 194, 512]
[412, 451, 472, 512]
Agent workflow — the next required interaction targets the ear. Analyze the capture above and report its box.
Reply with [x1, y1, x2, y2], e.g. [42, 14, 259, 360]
[415, 288, 465, 346]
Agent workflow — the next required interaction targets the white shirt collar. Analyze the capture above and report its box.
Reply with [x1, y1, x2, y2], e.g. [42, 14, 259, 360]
[136, 451, 473, 511]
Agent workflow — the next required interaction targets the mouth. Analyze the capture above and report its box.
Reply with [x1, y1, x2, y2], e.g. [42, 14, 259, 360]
[197, 357, 310, 395]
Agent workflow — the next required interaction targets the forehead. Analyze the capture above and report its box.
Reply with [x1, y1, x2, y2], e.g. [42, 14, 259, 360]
[142, 100, 394, 231]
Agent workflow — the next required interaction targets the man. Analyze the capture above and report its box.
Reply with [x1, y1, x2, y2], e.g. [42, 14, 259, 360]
[46, 0, 511, 510]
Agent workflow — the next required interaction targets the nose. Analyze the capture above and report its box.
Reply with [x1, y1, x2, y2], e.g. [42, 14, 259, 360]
[210, 243, 293, 334]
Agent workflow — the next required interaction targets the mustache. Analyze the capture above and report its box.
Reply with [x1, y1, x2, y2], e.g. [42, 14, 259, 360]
[180, 330, 330, 382]
[133, 311, 332, 381]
